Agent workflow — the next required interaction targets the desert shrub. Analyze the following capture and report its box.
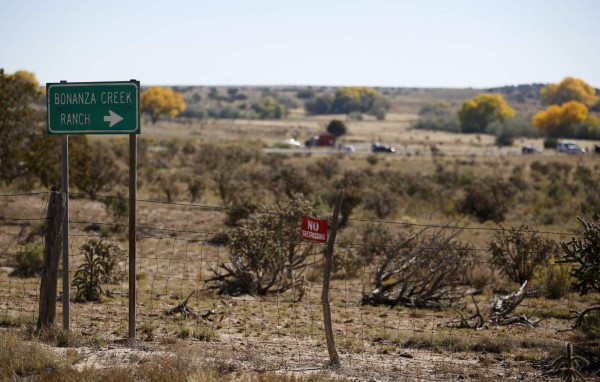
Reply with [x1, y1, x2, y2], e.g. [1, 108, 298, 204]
[306, 157, 340, 179]
[72, 238, 126, 302]
[366, 155, 378, 166]
[182, 174, 205, 203]
[489, 225, 560, 284]
[544, 137, 558, 149]
[224, 202, 258, 227]
[211, 194, 315, 298]
[487, 116, 540, 139]
[102, 191, 128, 223]
[362, 224, 475, 308]
[357, 223, 396, 264]
[11, 244, 44, 277]
[327, 170, 366, 227]
[332, 246, 363, 279]
[537, 259, 573, 299]
[494, 129, 515, 146]
[530, 160, 551, 176]
[459, 177, 514, 222]
[72, 142, 122, 200]
[363, 187, 397, 219]
[270, 162, 314, 199]
[579, 311, 600, 340]
[402, 173, 438, 201]
[155, 173, 181, 202]
[413, 102, 459, 132]
[560, 217, 600, 338]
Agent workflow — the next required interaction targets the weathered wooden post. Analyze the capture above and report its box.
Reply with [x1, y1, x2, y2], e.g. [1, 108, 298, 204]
[322, 190, 343, 367]
[37, 191, 65, 330]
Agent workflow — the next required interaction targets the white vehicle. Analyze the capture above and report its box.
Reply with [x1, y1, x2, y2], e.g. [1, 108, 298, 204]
[281, 138, 301, 147]
[557, 141, 586, 154]
[343, 144, 356, 153]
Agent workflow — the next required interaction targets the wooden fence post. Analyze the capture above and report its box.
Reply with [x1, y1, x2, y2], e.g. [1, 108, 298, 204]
[322, 189, 343, 367]
[37, 191, 65, 331]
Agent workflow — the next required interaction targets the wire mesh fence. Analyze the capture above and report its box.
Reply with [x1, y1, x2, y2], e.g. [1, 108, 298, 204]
[0, 191, 598, 381]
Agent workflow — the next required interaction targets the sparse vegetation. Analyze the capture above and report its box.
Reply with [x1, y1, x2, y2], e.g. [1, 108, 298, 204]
[489, 225, 560, 284]
[3, 80, 600, 380]
[11, 244, 44, 277]
[72, 238, 126, 302]
[362, 224, 475, 309]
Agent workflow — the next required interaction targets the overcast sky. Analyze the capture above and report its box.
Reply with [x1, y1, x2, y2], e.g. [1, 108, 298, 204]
[2, 0, 599, 88]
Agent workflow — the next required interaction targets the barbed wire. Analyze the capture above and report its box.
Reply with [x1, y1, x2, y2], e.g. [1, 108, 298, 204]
[0, 191, 596, 380]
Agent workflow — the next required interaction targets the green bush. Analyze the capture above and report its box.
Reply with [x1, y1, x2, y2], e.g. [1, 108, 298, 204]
[72, 238, 125, 302]
[11, 245, 44, 277]
[326, 119, 347, 137]
[413, 102, 459, 132]
[560, 217, 600, 342]
[495, 129, 515, 146]
[538, 260, 573, 299]
[212, 194, 314, 297]
[459, 177, 514, 222]
[544, 137, 558, 149]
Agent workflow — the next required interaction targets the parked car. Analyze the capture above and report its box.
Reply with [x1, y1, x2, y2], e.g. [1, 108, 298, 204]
[372, 142, 396, 153]
[305, 134, 336, 147]
[281, 138, 301, 147]
[557, 141, 586, 154]
[522, 145, 542, 154]
[594, 144, 600, 154]
[343, 144, 356, 153]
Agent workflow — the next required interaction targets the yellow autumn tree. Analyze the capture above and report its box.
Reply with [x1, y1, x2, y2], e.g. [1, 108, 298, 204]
[532, 100, 589, 137]
[540, 77, 598, 107]
[458, 93, 515, 133]
[140, 86, 186, 124]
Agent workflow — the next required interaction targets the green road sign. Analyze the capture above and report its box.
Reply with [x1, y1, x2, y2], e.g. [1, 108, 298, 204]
[47, 81, 140, 134]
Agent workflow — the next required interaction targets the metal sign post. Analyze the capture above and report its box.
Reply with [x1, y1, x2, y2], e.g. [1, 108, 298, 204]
[61, 134, 70, 330]
[128, 133, 137, 339]
[47, 80, 140, 339]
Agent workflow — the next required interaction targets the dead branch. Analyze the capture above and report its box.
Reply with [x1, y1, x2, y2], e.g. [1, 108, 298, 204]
[362, 222, 476, 309]
[165, 291, 199, 319]
[440, 282, 544, 329]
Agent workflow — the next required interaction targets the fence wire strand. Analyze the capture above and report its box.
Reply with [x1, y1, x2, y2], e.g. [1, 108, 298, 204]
[0, 191, 597, 381]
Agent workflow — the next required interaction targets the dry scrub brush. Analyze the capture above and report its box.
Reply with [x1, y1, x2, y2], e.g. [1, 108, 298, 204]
[362, 223, 475, 309]
[489, 224, 560, 285]
[209, 194, 315, 299]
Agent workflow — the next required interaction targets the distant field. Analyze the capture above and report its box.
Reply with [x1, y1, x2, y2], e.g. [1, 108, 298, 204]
[2, 85, 600, 381]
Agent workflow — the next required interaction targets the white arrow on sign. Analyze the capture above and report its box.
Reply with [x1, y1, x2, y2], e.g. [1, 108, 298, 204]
[103, 110, 124, 127]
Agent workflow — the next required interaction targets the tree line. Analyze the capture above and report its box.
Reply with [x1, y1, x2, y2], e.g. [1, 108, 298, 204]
[416, 76, 600, 143]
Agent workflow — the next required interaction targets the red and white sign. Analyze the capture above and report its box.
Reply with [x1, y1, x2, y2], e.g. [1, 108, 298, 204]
[301, 216, 328, 243]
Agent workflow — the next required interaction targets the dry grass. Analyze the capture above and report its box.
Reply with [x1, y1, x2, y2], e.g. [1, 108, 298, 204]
[0, 331, 350, 382]
[3, 99, 600, 380]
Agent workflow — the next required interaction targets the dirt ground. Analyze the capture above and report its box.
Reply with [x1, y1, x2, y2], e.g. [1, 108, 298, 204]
[1, 192, 593, 381]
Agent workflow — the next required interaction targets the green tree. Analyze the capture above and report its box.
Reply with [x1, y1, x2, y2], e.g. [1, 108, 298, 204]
[22, 134, 92, 189]
[0, 69, 42, 182]
[413, 102, 459, 132]
[252, 96, 287, 119]
[326, 119, 347, 137]
[140, 86, 186, 124]
[458, 93, 515, 133]
[332, 87, 389, 118]
[71, 142, 122, 199]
